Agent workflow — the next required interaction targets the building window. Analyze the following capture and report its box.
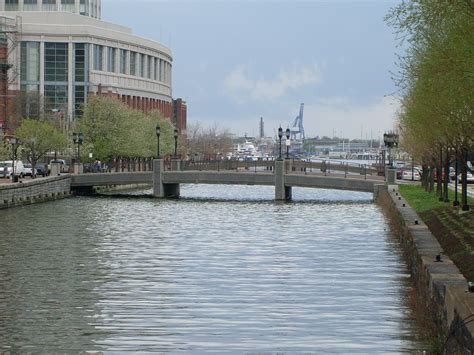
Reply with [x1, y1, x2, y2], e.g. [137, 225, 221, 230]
[23, 0, 38, 11]
[119, 49, 126, 74]
[20, 85, 41, 118]
[45, 85, 67, 112]
[42, 0, 57, 11]
[91, 0, 97, 18]
[74, 85, 86, 117]
[129, 51, 136, 76]
[139, 54, 145, 78]
[74, 43, 88, 83]
[154, 58, 158, 81]
[44, 42, 68, 82]
[107, 47, 115, 73]
[168, 63, 172, 85]
[79, 0, 89, 16]
[5, 0, 19, 11]
[21, 42, 40, 82]
[93, 44, 103, 71]
[160, 59, 164, 82]
[61, 0, 75, 13]
[148, 56, 153, 79]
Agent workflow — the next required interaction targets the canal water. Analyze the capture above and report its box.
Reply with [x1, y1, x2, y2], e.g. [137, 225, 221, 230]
[0, 185, 424, 352]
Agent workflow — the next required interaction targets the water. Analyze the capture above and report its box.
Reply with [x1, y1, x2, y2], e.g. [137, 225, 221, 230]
[0, 185, 423, 353]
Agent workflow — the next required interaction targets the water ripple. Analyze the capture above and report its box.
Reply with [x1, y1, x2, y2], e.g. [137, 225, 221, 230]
[0, 185, 422, 352]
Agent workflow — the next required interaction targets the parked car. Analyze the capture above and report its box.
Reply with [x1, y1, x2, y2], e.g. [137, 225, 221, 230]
[458, 172, 474, 184]
[0, 160, 27, 178]
[35, 163, 49, 177]
[23, 163, 35, 177]
[402, 168, 421, 181]
[0, 162, 7, 178]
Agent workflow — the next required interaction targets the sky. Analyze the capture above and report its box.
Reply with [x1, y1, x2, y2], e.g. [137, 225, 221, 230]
[102, 0, 402, 139]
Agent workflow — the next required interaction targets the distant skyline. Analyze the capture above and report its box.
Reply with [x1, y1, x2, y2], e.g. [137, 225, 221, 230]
[103, 0, 401, 139]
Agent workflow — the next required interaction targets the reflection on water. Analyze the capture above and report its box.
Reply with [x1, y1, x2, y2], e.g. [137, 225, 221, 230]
[0, 185, 424, 352]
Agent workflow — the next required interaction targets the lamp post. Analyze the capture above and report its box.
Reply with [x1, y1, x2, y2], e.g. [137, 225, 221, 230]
[156, 125, 161, 158]
[174, 129, 178, 158]
[72, 132, 84, 164]
[285, 128, 291, 159]
[383, 132, 399, 167]
[278, 126, 283, 160]
[8, 136, 20, 182]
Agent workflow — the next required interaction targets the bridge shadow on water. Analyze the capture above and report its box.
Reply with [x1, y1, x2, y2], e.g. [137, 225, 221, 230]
[90, 185, 374, 206]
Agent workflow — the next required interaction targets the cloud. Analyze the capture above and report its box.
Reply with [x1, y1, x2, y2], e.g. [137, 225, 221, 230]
[224, 64, 322, 103]
[303, 96, 400, 139]
[188, 96, 401, 140]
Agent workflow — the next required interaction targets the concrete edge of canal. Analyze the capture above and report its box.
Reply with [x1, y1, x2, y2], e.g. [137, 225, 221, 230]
[377, 184, 474, 354]
[0, 175, 72, 209]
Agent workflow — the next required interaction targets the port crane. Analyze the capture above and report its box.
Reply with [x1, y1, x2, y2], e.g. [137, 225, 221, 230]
[289, 103, 305, 141]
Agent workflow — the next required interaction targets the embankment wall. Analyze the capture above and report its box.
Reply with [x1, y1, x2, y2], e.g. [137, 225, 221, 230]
[0, 176, 71, 209]
[377, 185, 474, 353]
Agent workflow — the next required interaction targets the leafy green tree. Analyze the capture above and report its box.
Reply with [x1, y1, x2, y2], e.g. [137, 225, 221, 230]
[15, 119, 67, 177]
[386, 0, 474, 201]
[80, 96, 175, 162]
[0, 141, 12, 161]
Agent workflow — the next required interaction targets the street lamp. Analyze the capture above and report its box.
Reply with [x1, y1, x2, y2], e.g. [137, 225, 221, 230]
[8, 136, 20, 182]
[285, 128, 291, 159]
[72, 132, 84, 163]
[383, 132, 399, 167]
[174, 129, 178, 158]
[156, 124, 161, 158]
[278, 126, 283, 160]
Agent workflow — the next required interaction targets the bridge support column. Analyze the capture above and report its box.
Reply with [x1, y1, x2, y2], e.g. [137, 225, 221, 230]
[275, 159, 291, 201]
[153, 159, 164, 197]
[153, 159, 180, 198]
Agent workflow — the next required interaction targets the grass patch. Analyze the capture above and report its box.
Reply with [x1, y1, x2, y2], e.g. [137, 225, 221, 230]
[398, 184, 473, 213]
[398, 183, 474, 281]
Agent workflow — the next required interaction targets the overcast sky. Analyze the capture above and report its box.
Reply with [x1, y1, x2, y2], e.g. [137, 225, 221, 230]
[102, 0, 401, 139]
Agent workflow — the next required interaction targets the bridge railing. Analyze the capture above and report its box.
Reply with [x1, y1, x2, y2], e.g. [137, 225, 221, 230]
[182, 158, 379, 179]
[183, 158, 275, 173]
[79, 157, 381, 180]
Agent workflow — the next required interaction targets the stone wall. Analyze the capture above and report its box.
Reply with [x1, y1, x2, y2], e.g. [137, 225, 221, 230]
[377, 185, 474, 353]
[0, 176, 71, 209]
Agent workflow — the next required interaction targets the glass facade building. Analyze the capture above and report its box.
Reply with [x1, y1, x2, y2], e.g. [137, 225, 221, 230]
[1, 0, 101, 19]
[2, 0, 177, 125]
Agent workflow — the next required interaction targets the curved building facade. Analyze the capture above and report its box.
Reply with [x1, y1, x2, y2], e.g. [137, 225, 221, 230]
[0, 0, 101, 19]
[0, 0, 185, 132]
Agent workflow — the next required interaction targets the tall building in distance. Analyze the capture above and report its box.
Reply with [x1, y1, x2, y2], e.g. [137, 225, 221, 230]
[0, 0, 187, 133]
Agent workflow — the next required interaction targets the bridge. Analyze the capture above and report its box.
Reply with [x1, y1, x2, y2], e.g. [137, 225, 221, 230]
[70, 159, 386, 200]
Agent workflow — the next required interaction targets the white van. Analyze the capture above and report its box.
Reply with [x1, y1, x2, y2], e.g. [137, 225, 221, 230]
[0, 160, 28, 178]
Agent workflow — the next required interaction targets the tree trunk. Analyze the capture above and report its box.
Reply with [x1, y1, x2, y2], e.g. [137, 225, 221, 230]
[429, 165, 435, 193]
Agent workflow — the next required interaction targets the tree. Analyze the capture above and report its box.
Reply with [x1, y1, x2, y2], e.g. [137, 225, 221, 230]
[386, 1, 474, 203]
[79, 96, 175, 162]
[15, 119, 67, 177]
[186, 123, 233, 159]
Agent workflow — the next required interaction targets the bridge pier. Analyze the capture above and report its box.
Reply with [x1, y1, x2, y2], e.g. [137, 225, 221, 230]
[153, 159, 180, 198]
[275, 159, 292, 201]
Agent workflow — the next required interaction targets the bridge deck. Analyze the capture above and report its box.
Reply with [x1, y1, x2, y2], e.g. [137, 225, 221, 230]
[71, 170, 384, 194]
